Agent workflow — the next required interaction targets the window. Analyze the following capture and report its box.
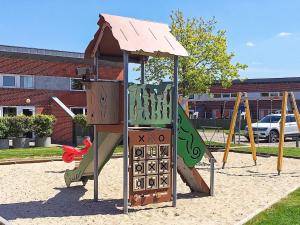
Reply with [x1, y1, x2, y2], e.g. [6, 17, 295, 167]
[270, 92, 280, 97]
[213, 93, 221, 98]
[20, 76, 34, 89]
[3, 107, 17, 116]
[71, 79, 84, 91]
[259, 115, 281, 123]
[286, 116, 296, 123]
[3, 76, 16, 87]
[231, 93, 237, 98]
[261, 92, 269, 97]
[188, 95, 194, 99]
[222, 93, 230, 98]
[71, 107, 87, 115]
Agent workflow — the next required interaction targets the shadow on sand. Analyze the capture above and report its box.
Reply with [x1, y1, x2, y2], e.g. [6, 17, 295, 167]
[0, 186, 208, 221]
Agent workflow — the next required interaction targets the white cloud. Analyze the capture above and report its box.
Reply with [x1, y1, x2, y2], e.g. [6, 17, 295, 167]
[278, 32, 292, 37]
[246, 42, 255, 47]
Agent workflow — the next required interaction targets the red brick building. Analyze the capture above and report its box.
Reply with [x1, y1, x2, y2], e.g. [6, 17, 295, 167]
[0, 45, 123, 144]
[189, 77, 300, 120]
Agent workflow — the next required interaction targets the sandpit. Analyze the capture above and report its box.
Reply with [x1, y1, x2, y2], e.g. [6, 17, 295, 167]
[0, 152, 300, 225]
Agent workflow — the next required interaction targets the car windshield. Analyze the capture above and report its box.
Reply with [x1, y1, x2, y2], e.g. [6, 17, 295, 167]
[259, 115, 281, 123]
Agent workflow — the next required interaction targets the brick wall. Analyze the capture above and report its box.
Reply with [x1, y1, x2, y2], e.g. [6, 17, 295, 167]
[0, 55, 123, 79]
[50, 100, 74, 145]
[0, 55, 124, 144]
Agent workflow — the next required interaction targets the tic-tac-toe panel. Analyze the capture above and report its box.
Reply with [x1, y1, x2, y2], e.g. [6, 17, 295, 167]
[133, 145, 145, 160]
[129, 128, 172, 206]
[159, 144, 170, 158]
[146, 145, 158, 159]
[133, 176, 145, 191]
[133, 161, 145, 176]
[146, 160, 158, 174]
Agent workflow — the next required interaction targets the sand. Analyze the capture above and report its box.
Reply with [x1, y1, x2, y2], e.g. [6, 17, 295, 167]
[0, 152, 300, 225]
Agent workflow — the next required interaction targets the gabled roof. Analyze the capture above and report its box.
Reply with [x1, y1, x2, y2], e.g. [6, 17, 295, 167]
[85, 13, 188, 62]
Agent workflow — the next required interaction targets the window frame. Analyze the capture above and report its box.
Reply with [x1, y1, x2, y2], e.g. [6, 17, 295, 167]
[20, 75, 34, 89]
[70, 78, 85, 91]
[2, 75, 16, 88]
[70, 107, 87, 115]
[212, 93, 221, 98]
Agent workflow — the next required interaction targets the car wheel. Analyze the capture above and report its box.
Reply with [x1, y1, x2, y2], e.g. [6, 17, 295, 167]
[269, 130, 279, 143]
[246, 136, 250, 142]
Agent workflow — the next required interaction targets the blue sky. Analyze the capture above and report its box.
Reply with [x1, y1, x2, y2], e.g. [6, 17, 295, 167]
[1, 0, 300, 80]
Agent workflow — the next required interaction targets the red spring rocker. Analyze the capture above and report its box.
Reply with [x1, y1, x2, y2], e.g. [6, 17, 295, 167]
[62, 138, 92, 163]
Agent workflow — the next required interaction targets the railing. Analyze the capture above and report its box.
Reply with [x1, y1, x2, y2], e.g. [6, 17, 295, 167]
[128, 83, 173, 125]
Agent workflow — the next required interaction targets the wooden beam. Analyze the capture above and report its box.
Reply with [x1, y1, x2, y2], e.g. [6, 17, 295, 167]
[290, 92, 300, 133]
[277, 91, 288, 175]
[244, 93, 257, 164]
[222, 92, 241, 168]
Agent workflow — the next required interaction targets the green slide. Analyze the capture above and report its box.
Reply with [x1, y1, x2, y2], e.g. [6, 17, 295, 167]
[64, 132, 122, 187]
[177, 104, 209, 168]
[177, 104, 213, 193]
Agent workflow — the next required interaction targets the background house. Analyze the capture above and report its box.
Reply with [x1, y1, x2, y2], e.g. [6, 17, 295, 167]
[0, 45, 123, 145]
[189, 77, 300, 120]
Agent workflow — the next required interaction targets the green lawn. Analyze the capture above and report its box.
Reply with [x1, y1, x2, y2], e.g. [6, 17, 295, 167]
[205, 141, 245, 147]
[0, 147, 63, 160]
[245, 188, 300, 225]
[0, 145, 124, 160]
[198, 129, 229, 133]
[234, 146, 300, 157]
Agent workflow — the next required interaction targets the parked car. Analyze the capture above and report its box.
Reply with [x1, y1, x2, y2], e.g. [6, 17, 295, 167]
[244, 114, 299, 143]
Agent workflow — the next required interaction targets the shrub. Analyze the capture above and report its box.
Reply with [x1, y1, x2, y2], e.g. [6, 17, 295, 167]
[73, 114, 88, 133]
[0, 117, 9, 139]
[32, 114, 56, 138]
[7, 115, 32, 138]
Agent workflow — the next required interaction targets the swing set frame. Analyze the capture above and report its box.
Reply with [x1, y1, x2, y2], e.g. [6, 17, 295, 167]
[221, 91, 300, 174]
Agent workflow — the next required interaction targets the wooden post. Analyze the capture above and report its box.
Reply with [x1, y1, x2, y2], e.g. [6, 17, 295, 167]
[244, 93, 257, 165]
[290, 92, 300, 133]
[222, 92, 241, 168]
[277, 91, 288, 175]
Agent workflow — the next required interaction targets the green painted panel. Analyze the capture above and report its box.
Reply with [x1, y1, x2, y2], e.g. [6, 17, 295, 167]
[128, 83, 172, 125]
[177, 104, 206, 168]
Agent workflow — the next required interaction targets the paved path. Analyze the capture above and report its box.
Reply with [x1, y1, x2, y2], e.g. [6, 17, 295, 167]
[199, 130, 300, 148]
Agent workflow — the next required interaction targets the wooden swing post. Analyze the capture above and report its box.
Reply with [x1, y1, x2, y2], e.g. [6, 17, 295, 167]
[222, 92, 241, 168]
[244, 93, 257, 164]
[290, 92, 300, 133]
[277, 91, 288, 175]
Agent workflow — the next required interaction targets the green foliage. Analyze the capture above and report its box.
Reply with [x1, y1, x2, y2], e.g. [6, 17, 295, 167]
[7, 115, 32, 138]
[32, 114, 56, 138]
[0, 117, 9, 139]
[73, 114, 88, 131]
[137, 10, 247, 96]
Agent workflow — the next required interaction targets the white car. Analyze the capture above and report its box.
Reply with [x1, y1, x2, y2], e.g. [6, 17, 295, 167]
[244, 114, 299, 143]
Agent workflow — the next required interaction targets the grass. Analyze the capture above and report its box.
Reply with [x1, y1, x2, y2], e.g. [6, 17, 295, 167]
[234, 146, 300, 157]
[245, 188, 300, 225]
[0, 145, 124, 160]
[114, 145, 123, 154]
[0, 147, 62, 160]
[205, 141, 245, 147]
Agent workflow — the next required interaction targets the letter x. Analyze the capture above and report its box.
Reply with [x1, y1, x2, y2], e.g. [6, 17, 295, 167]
[138, 135, 145, 142]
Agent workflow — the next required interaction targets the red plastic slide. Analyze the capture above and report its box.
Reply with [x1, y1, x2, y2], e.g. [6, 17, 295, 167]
[62, 138, 92, 163]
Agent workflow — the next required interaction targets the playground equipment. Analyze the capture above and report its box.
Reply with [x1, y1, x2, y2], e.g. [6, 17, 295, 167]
[222, 92, 257, 168]
[277, 91, 300, 175]
[62, 139, 92, 163]
[62, 13, 215, 213]
[221, 91, 300, 175]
